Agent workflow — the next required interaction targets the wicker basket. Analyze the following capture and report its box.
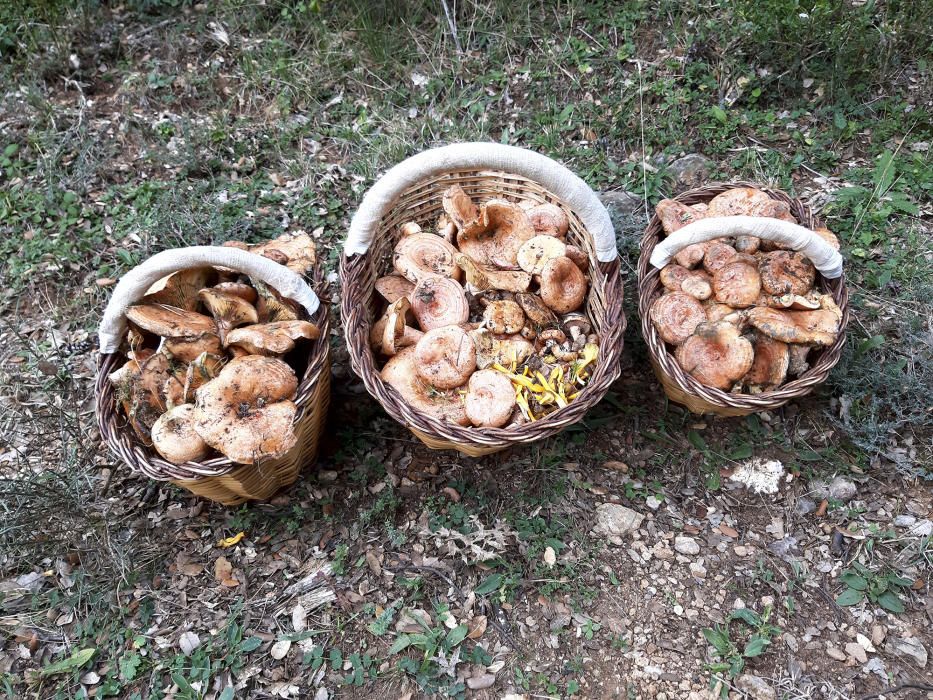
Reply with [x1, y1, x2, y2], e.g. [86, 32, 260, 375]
[637, 181, 849, 416]
[341, 143, 625, 456]
[96, 246, 331, 505]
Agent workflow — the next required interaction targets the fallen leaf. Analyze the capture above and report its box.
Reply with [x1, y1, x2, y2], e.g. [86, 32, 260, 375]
[214, 556, 237, 586]
[217, 532, 246, 549]
[603, 461, 628, 472]
[719, 525, 739, 538]
[179, 632, 200, 657]
[180, 563, 204, 577]
[80, 671, 100, 685]
[467, 615, 487, 640]
[270, 639, 291, 660]
[365, 550, 382, 577]
[39, 648, 95, 676]
[292, 603, 306, 633]
[815, 499, 828, 517]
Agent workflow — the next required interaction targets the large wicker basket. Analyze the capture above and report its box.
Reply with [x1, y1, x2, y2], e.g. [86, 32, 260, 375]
[96, 246, 331, 505]
[340, 143, 625, 456]
[637, 182, 849, 416]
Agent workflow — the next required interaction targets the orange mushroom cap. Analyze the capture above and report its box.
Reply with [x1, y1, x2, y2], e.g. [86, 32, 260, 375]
[650, 292, 706, 346]
[457, 199, 536, 269]
[526, 203, 570, 238]
[712, 259, 761, 308]
[465, 369, 516, 428]
[410, 276, 470, 331]
[759, 251, 816, 297]
[655, 199, 705, 235]
[413, 325, 477, 389]
[380, 346, 469, 426]
[540, 256, 587, 314]
[151, 404, 213, 464]
[224, 321, 320, 356]
[674, 321, 754, 390]
[393, 233, 461, 283]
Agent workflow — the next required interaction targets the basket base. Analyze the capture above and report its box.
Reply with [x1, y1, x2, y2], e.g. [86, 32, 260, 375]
[410, 427, 508, 458]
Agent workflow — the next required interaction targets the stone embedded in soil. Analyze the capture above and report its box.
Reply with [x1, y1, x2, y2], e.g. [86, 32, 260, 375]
[594, 504, 644, 545]
[887, 636, 928, 668]
[466, 674, 496, 690]
[667, 153, 715, 191]
[826, 646, 847, 662]
[674, 535, 700, 556]
[811, 475, 857, 502]
[893, 514, 916, 527]
[908, 519, 933, 537]
[795, 497, 817, 516]
[845, 641, 868, 664]
[735, 674, 776, 700]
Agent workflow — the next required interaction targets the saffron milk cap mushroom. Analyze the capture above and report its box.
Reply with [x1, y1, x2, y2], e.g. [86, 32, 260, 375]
[483, 300, 525, 334]
[413, 325, 477, 389]
[758, 251, 816, 296]
[183, 352, 225, 401]
[253, 280, 300, 322]
[707, 187, 792, 218]
[744, 334, 790, 390]
[457, 199, 536, 269]
[393, 233, 461, 283]
[674, 321, 754, 390]
[141, 267, 216, 311]
[381, 305, 424, 357]
[224, 320, 320, 356]
[526, 203, 569, 238]
[649, 291, 707, 346]
[198, 288, 259, 342]
[745, 301, 841, 347]
[161, 333, 224, 363]
[442, 185, 480, 231]
[194, 355, 299, 464]
[213, 282, 258, 304]
[517, 235, 567, 275]
[375, 275, 415, 303]
[712, 258, 761, 308]
[399, 221, 422, 237]
[456, 254, 531, 293]
[465, 369, 517, 428]
[151, 404, 212, 464]
[380, 347, 469, 425]
[249, 232, 316, 276]
[126, 304, 216, 338]
[411, 276, 470, 331]
[470, 328, 534, 369]
[539, 256, 587, 313]
[703, 242, 738, 274]
[655, 199, 705, 235]
[673, 241, 712, 269]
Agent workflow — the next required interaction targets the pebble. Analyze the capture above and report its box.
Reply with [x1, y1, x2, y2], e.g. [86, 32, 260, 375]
[467, 674, 496, 690]
[871, 625, 886, 647]
[689, 562, 707, 578]
[887, 636, 928, 668]
[908, 519, 933, 537]
[735, 674, 776, 700]
[594, 504, 644, 545]
[845, 642, 868, 664]
[645, 495, 662, 510]
[667, 153, 715, 191]
[795, 498, 817, 516]
[893, 514, 916, 527]
[826, 646, 847, 662]
[674, 536, 700, 555]
[812, 475, 857, 502]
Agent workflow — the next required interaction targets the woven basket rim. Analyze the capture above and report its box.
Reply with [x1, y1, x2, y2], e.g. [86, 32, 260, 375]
[341, 166, 626, 451]
[636, 180, 850, 412]
[95, 266, 331, 481]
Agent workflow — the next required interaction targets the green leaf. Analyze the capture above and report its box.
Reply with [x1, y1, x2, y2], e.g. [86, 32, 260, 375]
[876, 590, 904, 614]
[329, 647, 342, 670]
[833, 111, 847, 130]
[40, 648, 96, 677]
[872, 150, 895, 193]
[219, 688, 234, 700]
[729, 444, 753, 459]
[239, 636, 263, 652]
[743, 635, 770, 658]
[835, 588, 865, 606]
[388, 634, 412, 655]
[840, 573, 868, 591]
[445, 624, 469, 649]
[856, 335, 885, 357]
[687, 430, 707, 452]
[711, 105, 728, 124]
[702, 627, 731, 656]
[729, 608, 761, 626]
[367, 603, 397, 636]
[474, 573, 502, 596]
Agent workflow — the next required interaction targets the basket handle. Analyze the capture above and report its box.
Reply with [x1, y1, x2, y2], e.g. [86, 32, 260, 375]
[98, 245, 320, 354]
[343, 142, 619, 263]
[649, 216, 843, 279]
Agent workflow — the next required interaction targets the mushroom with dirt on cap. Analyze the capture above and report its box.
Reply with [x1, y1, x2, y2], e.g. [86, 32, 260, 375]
[413, 325, 477, 389]
[539, 256, 587, 313]
[758, 251, 816, 297]
[674, 321, 754, 390]
[745, 296, 842, 347]
[225, 320, 320, 356]
[410, 276, 470, 331]
[198, 288, 259, 343]
[744, 334, 790, 391]
[380, 346, 469, 425]
[151, 404, 212, 464]
[393, 233, 461, 283]
[712, 257, 761, 308]
[526, 203, 569, 238]
[457, 199, 536, 269]
[483, 300, 525, 335]
[649, 291, 707, 346]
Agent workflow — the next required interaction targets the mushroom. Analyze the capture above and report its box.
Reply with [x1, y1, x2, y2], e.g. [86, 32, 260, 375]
[141, 267, 217, 311]
[814, 226, 840, 250]
[213, 282, 258, 304]
[108, 358, 153, 444]
[562, 313, 592, 348]
[744, 334, 790, 390]
[759, 251, 816, 296]
[707, 187, 791, 218]
[464, 369, 516, 428]
[198, 288, 259, 343]
[371, 298, 413, 350]
[655, 199, 705, 235]
[183, 352, 225, 401]
[758, 292, 822, 310]
[649, 292, 707, 346]
[458, 199, 536, 269]
[515, 292, 559, 330]
[540, 256, 587, 313]
[734, 235, 760, 255]
[380, 347, 469, 425]
[442, 185, 480, 230]
[410, 276, 470, 331]
[746, 301, 841, 347]
[249, 232, 316, 276]
[253, 280, 300, 322]
[151, 404, 212, 464]
[517, 235, 567, 275]
[375, 275, 415, 304]
[436, 214, 457, 244]
[413, 325, 476, 389]
[564, 245, 589, 272]
[193, 355, 299, 464]
[126, 304, 216, 339]
[456, 254, 531, 293]
[712, 258, 761, 308]
[470, 328, 534, 369]
[483, 300, 525, 334]
[225, 320, 320, 356]
[660, 264, 692, 291]
[787, 344, 811, 376]
[162, 333, 224, 363]
[675, 321, 754, 390]
[673, 241, 713, 269]
[380, 300, 424, 357]
[526, 203, 569, 237]
[399, 221, 422, 237]
[393, 233, 461, 283]
[703, 242, 738, 274]
[681, 275, 713, 301]
[704, 302, 739, 324]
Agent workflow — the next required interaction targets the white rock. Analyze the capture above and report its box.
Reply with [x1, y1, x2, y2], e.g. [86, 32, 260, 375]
[887, 637, 927, 668]
[674, 536, 700, 556]
[645, 495, 662, 510]
[893, 514, 916, 528]
[856, 632, 876, 653]
[907, 519, 932, 537]
[735, 673, 776, 700]
[178, 631, 200, 657]
[845, 641, 867, 664]
[594, 504, 644, 545]
[270, 639, 292, 660]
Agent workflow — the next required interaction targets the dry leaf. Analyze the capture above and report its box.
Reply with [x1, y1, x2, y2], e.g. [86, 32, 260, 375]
[270, 639, 291, 660]
[179, 631, 200, 656]
[467, 615, 487, 640]
[214, 556, 238, 586]
[365, 550, 382, 577]
[292, 603, 306, 633]
[815, 499, 828, 517]
[603, 460, 628, 472]
[217, 532, 246, 549]
[719, 525, 739, 538]
[180, 563, 203, 576]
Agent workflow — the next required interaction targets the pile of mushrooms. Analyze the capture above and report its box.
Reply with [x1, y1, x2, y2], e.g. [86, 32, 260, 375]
[375, 186, 600, 427]
[108, 233, 321, 464]
[650, 188, 842, 392]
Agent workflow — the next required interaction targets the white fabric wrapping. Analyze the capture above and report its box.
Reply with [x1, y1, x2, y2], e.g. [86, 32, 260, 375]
[649, 216, 843, 279]
[344, 142, 618, 262]
[98, 246, 320, 353]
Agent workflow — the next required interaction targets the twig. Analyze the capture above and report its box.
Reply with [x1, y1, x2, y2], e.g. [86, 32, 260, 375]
[438, 0, 463, 56]
[858, 683, 933, 699]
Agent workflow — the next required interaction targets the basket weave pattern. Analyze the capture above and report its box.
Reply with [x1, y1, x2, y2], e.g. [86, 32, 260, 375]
[96, 272, 331, 505]
[341, 169, 625, 456]
[637, 181, 850, 416]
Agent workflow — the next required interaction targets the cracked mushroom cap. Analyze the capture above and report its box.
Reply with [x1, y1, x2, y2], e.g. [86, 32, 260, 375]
[483, 300, 525, 334]
[393, 233, 461, 283]
[456, 254, 531, 293]
[540, 257, 587, 314]
[707, 187, 791, 218]
[655, 199, 705, 235]
[411, 276, 469, 331]
[465, 369, 516, 428]
[442, 185, 480, 230]
[515, 292, 559, 330]
[162, 332, 224, 363]
[375, 275, 415, 304]
[758, 251, 816, 296]
[744, 334, 790, 390]
[413, 325, 477, 389]
[380, 346, 469, 425]
[673, 241, 712, 269]
[649, 291, 707, 346]
[712, 258, 761, 308]
[526, 203, 569, 237]
[681, 275, 712, 301]
[126, 304, 217, 339]
[249, 232, 317, 276]
[745, 300, 841, 347]
[703, 242, 738, 274]
[674, 321, 754, 390]
[151, 404, 212, 464]
[225, 321, 320, 356]
[198, 288, 259, 340]
[457, 199, 536, 269]
[141, 267, 217, 311]
[194, 355, 298, 464]
[517, 235, 568, 275]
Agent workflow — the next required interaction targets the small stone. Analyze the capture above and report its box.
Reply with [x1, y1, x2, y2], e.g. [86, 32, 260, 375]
[871, 625, 886, 647]
[667, 154, 715, 191]
[467, 674, 496, 690]
[887, 637, 927, 668]
[594, 504, 644, 545]
[734, 545, 750, 556]
[645, 495, 662, 510]
[893, 514, 916, 528]
[543, 546, 556, 568]
[689, 562, 707, 578]
[735, 674, 776, 700]
[598, 191, 642, 216]
[845, 642, 867, 664]
[794, 498, 817, 516]
[783, 633, 799, 652]
[856, 633, 876, 653]
[907, 519, 933, 537]
[674, 536, 699, 556]
[270, 639, 291, 660]
[826, 646, 847, 662]
[814, 475, 857, 502]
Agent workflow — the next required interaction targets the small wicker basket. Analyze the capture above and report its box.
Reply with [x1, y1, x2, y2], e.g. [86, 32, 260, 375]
[637, 182, 850, 416]
[341, 143, 625, 456]
[96, 246, 331, 505]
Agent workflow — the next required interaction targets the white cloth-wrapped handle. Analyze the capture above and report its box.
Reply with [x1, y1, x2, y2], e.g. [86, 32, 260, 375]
[344, 142, 618, 263]
[98, 246, 320, 353]
[650, 216, 843, 279]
